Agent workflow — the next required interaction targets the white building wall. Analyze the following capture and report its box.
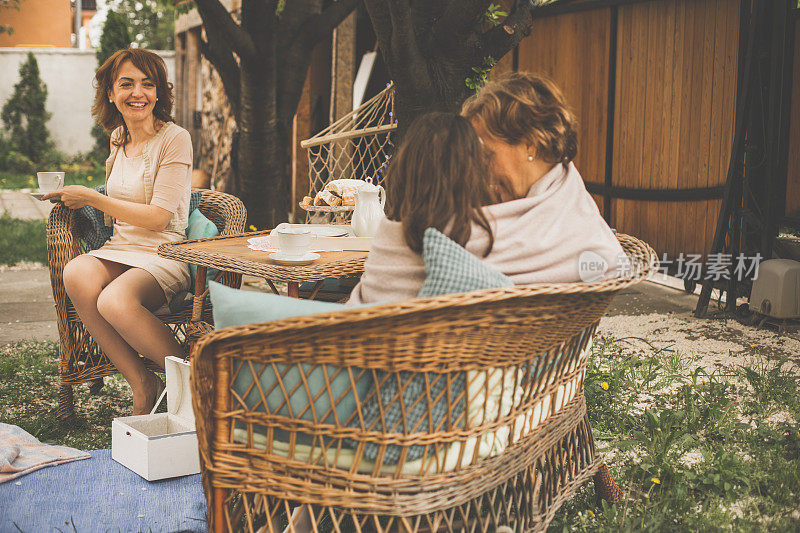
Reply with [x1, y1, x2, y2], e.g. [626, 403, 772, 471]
[0, 48, 175, 156]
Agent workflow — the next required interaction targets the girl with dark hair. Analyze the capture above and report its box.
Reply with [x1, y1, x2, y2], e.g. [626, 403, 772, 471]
[347, 112, 499, 304]
[43, 48, 193, 414]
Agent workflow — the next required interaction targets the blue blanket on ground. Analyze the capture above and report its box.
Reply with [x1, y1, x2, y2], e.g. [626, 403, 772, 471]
[0, 449, 207, 532]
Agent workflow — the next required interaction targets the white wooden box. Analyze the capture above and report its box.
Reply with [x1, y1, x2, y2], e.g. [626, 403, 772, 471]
[111, 356, 200, 481]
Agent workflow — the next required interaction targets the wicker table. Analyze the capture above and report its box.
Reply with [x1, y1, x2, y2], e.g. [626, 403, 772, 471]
[157, 230, 368, 322]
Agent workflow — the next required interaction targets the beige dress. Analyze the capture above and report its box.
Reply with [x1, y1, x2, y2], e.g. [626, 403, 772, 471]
[88, 123, 193, 301]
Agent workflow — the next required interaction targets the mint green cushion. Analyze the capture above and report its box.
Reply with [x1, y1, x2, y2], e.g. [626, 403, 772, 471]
[185, 209, 220, 286]
[418, 227, 513, 298]
[209, 281, 369, 428]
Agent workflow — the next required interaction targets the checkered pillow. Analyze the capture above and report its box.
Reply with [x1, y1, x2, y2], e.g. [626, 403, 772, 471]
[349, 229, 513, 465]
[418, 227, 513, 297]
[353, 371, 466, 464]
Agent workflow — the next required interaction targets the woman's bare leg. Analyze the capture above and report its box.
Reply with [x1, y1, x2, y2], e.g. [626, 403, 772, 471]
[96, 268, 184, 413]
[63, 256, 154, 412]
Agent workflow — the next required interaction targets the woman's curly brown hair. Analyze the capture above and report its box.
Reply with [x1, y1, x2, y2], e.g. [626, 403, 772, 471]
[461, 72, 578, 168]
[92, 48, 174, 148]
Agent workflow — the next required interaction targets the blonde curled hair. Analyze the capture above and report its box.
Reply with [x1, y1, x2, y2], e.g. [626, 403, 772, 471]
[461, 72, 578, 168]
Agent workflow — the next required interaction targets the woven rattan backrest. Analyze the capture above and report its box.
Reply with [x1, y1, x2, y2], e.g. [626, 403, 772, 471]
[197, 190, 247, 236]
[191, 235, 655, 511]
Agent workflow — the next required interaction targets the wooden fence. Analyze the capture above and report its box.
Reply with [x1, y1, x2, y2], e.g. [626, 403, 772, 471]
[516, 0, 745, 260]
[787, 11, 800, 219]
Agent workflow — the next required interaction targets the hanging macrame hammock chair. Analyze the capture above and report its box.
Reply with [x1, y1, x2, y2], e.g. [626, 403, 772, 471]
[299, 82, 396, 223]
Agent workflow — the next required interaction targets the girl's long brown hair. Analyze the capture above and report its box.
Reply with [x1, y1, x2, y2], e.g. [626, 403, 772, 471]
[385, 112, 496, 256]
[92, 48, 174, 148]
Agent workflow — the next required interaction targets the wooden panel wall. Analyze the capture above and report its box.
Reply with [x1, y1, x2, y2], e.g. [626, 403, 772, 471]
[611, 0, 739, 259]
[512, 0, 741, 259]
[516, 8, 612, 214]
[786, 14, 800, 218]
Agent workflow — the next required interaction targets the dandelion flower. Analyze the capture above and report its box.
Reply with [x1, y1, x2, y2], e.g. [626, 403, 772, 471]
[601, 382, 609, 390]
[87, 176, 93, 181]
[750, 344, 758, 348]
[651, 477, 661, 485]
[1, 178, 5, 183]
[249, 224, 257, 231]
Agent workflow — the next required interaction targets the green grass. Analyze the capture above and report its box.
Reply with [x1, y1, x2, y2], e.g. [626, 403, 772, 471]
[2, 336, 799, 531]
[0, 166, 104, 190]
[0, 213, 47, 265]
[549, 337, 800, 532]
[0, 341, 132, 450]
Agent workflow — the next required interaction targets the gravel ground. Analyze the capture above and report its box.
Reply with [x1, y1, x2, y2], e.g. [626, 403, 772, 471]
[601, 279, 800, 372]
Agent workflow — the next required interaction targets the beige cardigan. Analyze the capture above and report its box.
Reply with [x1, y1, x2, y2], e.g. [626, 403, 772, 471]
[348, 162, 625, 305]
[103, 122, 193, 233]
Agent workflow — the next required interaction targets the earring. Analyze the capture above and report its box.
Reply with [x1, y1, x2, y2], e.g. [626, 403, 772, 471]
[528, 155, 534, 162]
[109, 99, 113, 103]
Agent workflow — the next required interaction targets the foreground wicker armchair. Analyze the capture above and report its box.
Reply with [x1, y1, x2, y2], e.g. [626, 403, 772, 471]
[192, 235, 655, 532]
[47, 190, 246, 420]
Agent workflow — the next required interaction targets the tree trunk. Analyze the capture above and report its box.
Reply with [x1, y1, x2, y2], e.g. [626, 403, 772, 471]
[237, 62, 291, 230]
[389, 63, 473, 140]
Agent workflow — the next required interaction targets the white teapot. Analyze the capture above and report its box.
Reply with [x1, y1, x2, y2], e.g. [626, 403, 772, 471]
[352, 177, 385, 238]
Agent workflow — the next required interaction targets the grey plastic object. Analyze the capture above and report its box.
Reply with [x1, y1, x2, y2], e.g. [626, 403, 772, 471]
[749, 259, 800, 319]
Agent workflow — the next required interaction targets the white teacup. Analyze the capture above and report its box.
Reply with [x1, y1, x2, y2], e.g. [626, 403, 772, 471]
[37, 172, 64, 193]
[274, 228, 314, 258]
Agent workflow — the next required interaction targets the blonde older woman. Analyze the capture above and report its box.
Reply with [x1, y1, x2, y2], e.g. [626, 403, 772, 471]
[43, 49, 192, 414]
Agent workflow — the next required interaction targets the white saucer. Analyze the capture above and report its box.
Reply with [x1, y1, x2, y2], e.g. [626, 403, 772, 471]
[268, 251, 320, 265]
[310, 226, 348, 237]
[30, 190, 61, 201]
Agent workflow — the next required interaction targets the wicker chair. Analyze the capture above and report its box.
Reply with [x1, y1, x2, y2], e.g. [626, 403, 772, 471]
[191, 235, 655, 532]
[47, 190, 246, 420]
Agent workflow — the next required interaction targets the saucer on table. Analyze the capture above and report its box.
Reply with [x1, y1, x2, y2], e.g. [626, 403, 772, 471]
[268, 251, 320, 265]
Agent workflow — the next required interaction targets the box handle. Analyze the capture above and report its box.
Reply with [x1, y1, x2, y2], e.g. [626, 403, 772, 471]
[150, 387, 168, 415]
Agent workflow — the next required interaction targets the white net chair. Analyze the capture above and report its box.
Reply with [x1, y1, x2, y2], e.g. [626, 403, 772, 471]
[299, 83, 396, 223]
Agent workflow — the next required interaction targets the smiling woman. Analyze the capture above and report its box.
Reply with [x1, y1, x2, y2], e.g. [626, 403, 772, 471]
[42, 49, 194, 416]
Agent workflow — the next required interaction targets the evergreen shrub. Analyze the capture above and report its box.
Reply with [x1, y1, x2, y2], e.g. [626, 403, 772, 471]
[1, 52, 53, 164]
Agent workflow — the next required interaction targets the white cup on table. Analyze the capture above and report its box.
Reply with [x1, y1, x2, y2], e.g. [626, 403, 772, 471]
[274, 227, 314, 258]
[37, 171, 64, 193]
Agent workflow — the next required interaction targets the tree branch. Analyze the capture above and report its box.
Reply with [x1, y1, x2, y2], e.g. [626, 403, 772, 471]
[364, 0, 393, 53]
[241, 0, 272, 52]
[277, 0, 360, 126]
[194, 0, 256, 59]
[385, 0, 421, 66]
[434, 0, 488, 39]
[198, 31, 241, 122]
[276, 0, 319, 47]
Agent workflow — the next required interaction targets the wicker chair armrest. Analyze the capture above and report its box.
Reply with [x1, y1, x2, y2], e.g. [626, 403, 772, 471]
[196, 190, 246, 290]
[46, 203, 81, 298]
